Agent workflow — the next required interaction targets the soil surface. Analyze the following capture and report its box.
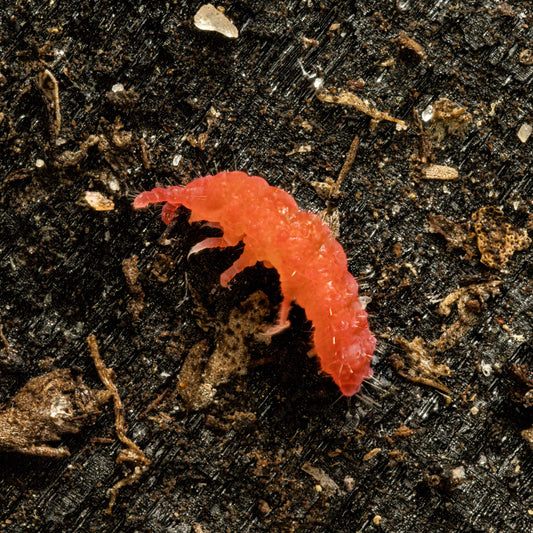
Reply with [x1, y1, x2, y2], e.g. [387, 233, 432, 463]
[1, 1, 532, 532]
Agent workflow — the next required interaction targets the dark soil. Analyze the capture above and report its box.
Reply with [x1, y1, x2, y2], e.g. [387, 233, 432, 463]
[1, 1, 532, 532]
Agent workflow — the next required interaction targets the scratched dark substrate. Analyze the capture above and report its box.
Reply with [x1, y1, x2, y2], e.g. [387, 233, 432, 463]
[0, 0, 532, 531]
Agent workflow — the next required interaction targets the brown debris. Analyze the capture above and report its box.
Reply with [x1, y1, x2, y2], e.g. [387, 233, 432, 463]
[428, 207, 531, 268]
[438, 281, 502, 318]
[55, 134, 100, 167]
[177, 291, 271, 409]
[362, 447, 382, 461]
[105, 87, 140, 109]
[427, 213, 477, 260]
[472, 206, 531, 269]
[509, 363, 533, 392]
[87, 335, 151, 514]
[301, 463, 340, 492]
[521, 427, 533, 447]
[302, 36, 319, 49]
[150, 253, 178, 283]
[122, 255, 145, 321]
[518, 49, 533, 66]
[392, 337, 451, 394]
[346, 79, 365, 92]
[412, 108, 458, 181]
[56, 123, 137, 176]
[393, 281, 502, 393]
[412, 107, 434, 165]
[139, 137, 152, 169]
[4, 167, 34, 184]
[511, 362, 533, 448]
[435, 281, 502, 352]
[428, 97, 472, 141]
[97, 123, 135, 176]
[0, 369, 112, 457]
[394, 31, 425, 64]
[316, 88, 408, 130]
[509, 363, 533, 406]
[335, 134, 360, 192]
[185, 131, 209, 150]
[392, 425, 414, 439]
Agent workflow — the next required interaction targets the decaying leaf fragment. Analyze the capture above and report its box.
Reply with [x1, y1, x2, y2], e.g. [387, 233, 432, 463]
[177, 291, 271, 409]
[392, 337, 451, 394]
[0, 369, 112, 457]
[394, 30, 426, 64]
[428, 207, 530, 269]
[435, 281, 502, 352]
[427, 213, 477, 260]
[317, 88, 408, 130]
[472, 206, 531, 269]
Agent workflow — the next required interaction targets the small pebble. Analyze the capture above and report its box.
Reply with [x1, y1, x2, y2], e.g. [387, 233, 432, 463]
[258, 499, 271, 515]
[517, 123, 532, 143]
[85, 191, 115, 211]
[194, 4, 239, 39]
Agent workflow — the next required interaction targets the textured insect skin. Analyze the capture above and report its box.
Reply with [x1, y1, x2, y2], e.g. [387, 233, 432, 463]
[134, 171, 375, 395]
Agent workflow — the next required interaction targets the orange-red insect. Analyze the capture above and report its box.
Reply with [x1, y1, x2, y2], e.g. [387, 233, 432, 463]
[134, 171, 375, 395]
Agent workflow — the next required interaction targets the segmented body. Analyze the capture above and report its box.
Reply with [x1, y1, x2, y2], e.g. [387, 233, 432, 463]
[134, 171, 375, 395]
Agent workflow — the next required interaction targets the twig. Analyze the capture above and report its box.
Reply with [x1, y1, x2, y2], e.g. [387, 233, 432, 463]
[38, 69, 61, 145]
[87, 334, 151, 514]
[317, 88, 408, 130]
[333, 134, 359, 203]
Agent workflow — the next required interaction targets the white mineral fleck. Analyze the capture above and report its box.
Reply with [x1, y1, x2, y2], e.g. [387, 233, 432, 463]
[480, 361, 492, 377]
[107, 176, 120, 192]
[194, 4, 239, 39]
[111, 83, 125, 93]
[343, 476, 355, 491]
[449, 466, 466, 485]
[421, 104, 434, 122]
